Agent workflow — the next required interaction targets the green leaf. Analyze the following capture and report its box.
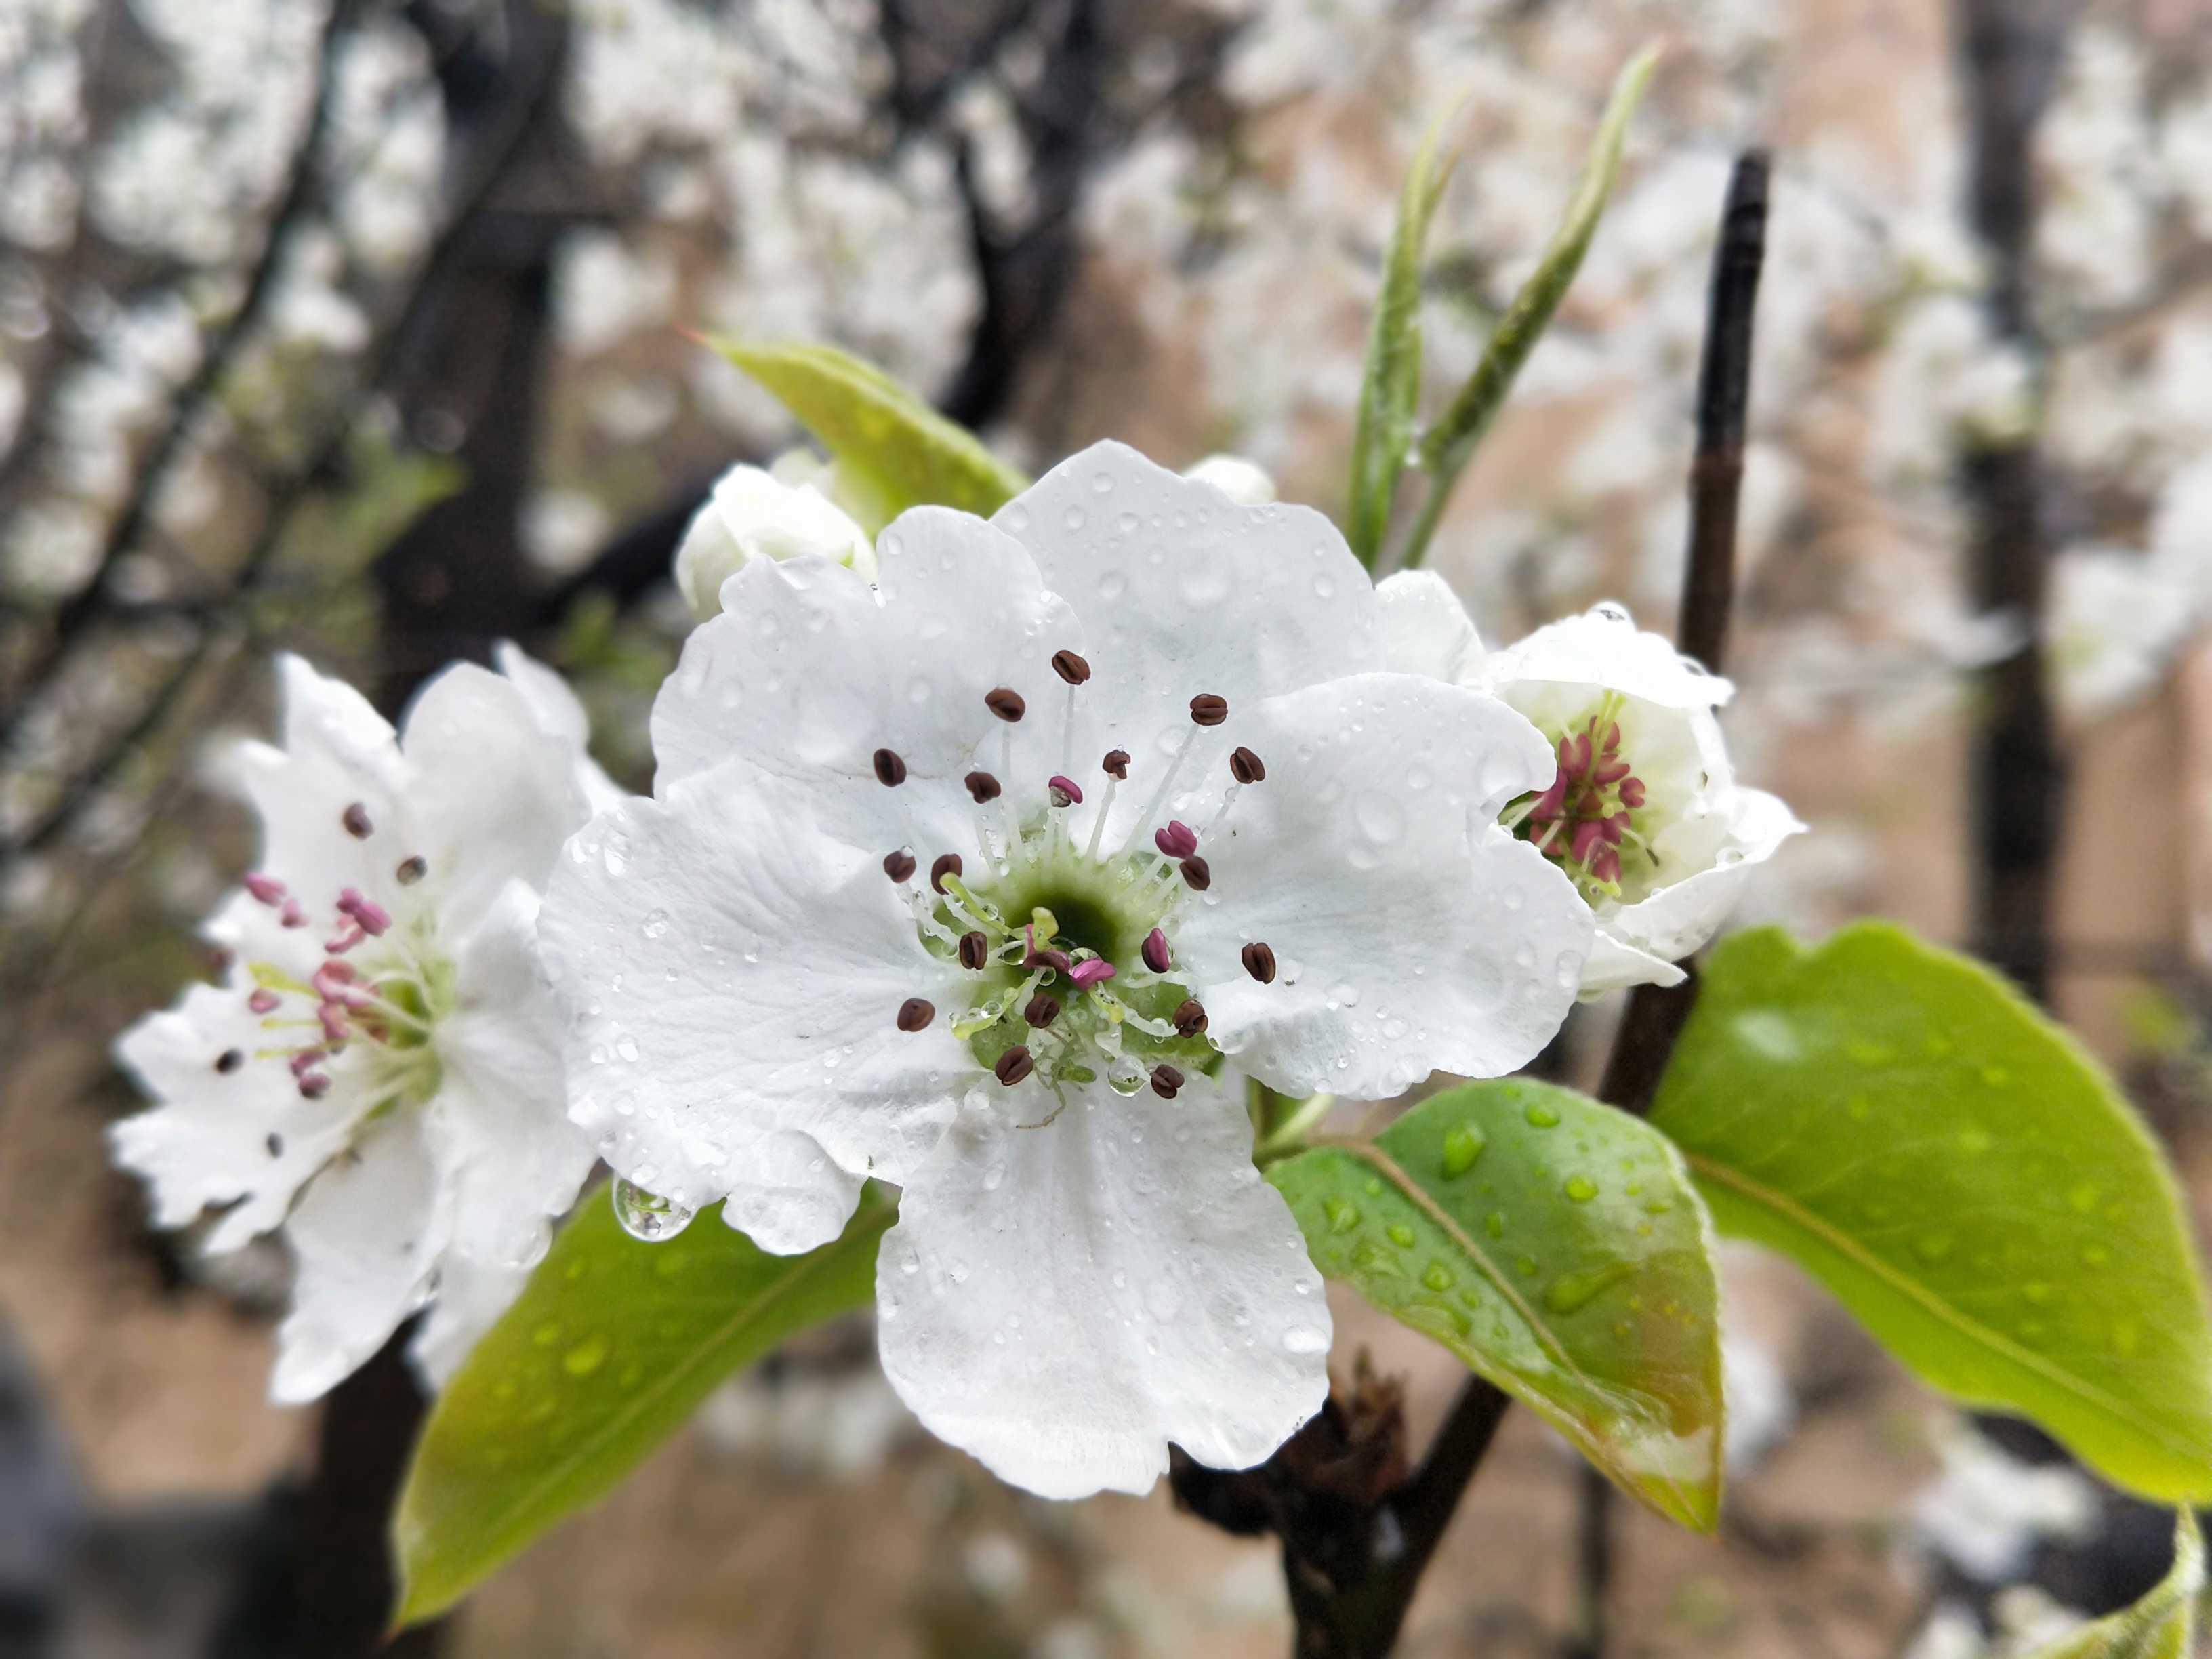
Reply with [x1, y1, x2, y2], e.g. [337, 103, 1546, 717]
[1398, 44, 1658, 569]
[706, 338, 1029, 533]
[392, 1187, 895, 1626]
[1268, 1079, 1725, 1530]
[1650, 923, 2212, 1503]
[2026, 1511, 2200, 1658]
[1345, 102, 1461, 567]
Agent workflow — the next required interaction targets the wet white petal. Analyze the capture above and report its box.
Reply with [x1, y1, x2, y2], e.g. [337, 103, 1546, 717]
[1180, 674, 1591, 1097]
[876, 1074, 1328, 1498]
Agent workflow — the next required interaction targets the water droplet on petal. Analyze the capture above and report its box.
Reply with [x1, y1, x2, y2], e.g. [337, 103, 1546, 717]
[613, 1179, 695, 1242]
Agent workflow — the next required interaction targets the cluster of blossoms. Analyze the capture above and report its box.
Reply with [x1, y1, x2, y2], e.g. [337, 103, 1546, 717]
[113, 441, 1791, 1497]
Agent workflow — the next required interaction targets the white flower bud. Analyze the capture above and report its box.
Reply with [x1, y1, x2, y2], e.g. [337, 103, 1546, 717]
[674, 459, 876, 620]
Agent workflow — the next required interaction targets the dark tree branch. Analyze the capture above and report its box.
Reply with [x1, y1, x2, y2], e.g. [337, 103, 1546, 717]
[1954, 0, 2073, 1006]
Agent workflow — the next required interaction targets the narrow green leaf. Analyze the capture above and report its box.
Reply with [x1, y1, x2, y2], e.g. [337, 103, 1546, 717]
[1398, 44, 1658, 569]
[1650, 923, 2212, 1503]
[1345, 102, 1461, 567]
[1268, 1079, 1725, 1531]
[2026, 1511, 2200, 1658]
[392, 1187, 895, 1626]
[707, 338, 1029, 532]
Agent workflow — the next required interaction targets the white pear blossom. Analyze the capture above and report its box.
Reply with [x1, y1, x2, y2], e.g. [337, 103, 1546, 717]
[672, 454, 876, 620]
[109, 649, 609, 1402]
[1379, 578, 1801, 995]
[541, 441, 1592, 1498]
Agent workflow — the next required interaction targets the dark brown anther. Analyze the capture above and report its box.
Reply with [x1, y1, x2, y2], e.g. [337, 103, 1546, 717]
[216, 1048, 245, 1073]
[930, 853, 964, 893]
[1179, 855, 1212, 891]
[342, 802, 373, 838]
[985, 687, 1027, 722]
[994, 1046, 1035, 1085]
[1172, 998, 1208, 1038]
[1242, 941, 1277, 983]
[395, 855, 427, 885]
[299, 1075, 331, 1100]
[1023, 992, 1062, 1029]
[1102, 748, 1130, 779]
[1189, 693, 1229, 726]
[883, 849, 918, 882]
[964, 770, 1002, 803]
[1150, 1063, 1185, 1099]
[958, 930, 991, 970]
[897, 997, 936, 1032]
[1229, 746, 1266, 785]
[1051, 649, 1092, 685]
[872, 747, 907, 786]
[1141, 928, 1172, 973]
[266, 1132, 285, 1158]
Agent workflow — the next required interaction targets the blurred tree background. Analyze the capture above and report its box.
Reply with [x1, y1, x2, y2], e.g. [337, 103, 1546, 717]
[7, 1, 2212, 1656]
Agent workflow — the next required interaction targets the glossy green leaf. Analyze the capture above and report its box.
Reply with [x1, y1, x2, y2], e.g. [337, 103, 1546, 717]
[392, 1187, 895, 1626]
[2027, 1511, 2200, 1658]
[1651, 923, 2212, 1503]
[1268, 1079, 1724, 1530]
[708, 338, 1028, 532]
[1399, 44, 1657, 569]
[1345, 102, 1460, 567]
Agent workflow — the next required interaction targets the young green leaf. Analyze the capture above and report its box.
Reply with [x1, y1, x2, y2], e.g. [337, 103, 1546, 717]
[706, 338, 1029, 532]
[1650, 923, 2212, 1503]
[1397, 44, 1658, 569]
[1345, 102, 1461, 567]
[2024, 1511, 2200, 1658]
[1267, 1079, 1724, 1530]
[391, 1187, 895, 1626]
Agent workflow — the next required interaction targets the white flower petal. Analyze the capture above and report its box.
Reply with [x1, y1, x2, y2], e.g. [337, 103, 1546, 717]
[653, 516, 1079, 796]
[541, 779, 969, 1227]
[876, 1075, 1328, 1499]
[1179, 674, 1592, 1097]
[993, 441, 1385, 771]
[1576, 930, 1687, 996]
[270, 1118, 445, 1404]
[1376, 570, 1483, 681]
[1603, 786, 1803, 970]
[432, 880, 596, 1267]
[717, 1130, 867, 1256]
[110, 981, 375, 1251]
[399, 663, 588, 934]
[1473, 606, 1734, 711]
[410, 1252, 533, 1391]
[493, 641, 626, 815]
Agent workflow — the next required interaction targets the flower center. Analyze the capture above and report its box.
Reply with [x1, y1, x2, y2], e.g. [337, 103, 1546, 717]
[213, 803, 451, 1120]
[878, 659, 1279, 1121]
[1504, 692, 1652, 904]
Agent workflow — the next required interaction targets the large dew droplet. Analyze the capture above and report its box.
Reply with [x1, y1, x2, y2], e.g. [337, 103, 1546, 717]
[613, 1178, 695, 1242]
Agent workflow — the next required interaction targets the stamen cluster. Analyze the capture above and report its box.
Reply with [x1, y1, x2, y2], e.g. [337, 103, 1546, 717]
[226, 802, 446, 1107]
[869, 652, 1282, 1117]
[1513, 693, 1650, 900]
